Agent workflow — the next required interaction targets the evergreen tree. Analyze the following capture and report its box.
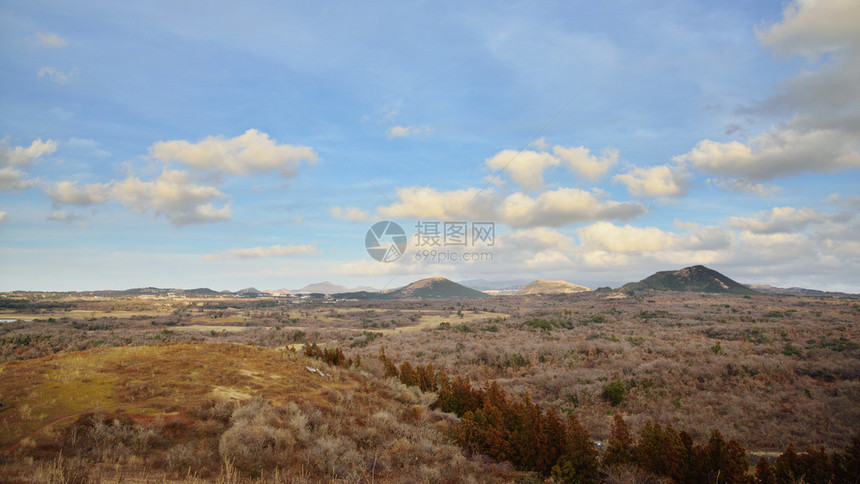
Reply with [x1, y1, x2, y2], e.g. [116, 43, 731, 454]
[603, 413, 634, 467]
[755, 457, 776, 484]
[551, 413, 599, 484]
[775, 443, 802, 484]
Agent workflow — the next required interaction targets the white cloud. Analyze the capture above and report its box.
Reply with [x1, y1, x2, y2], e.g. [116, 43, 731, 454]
[1, 138, 57, 167]
[206, 244, 319, 260]
[378, 185, 645, 228]
[529, 137, 548, 151]
[0, 139, 56, 192]
[677, 0, 860, 187]
[45, 181, 110, 205]
[378, 186, 496, 220]
[711, 178, 782, 197]
[111, 170, 231, 226]
[729, 206, 823, 234]
[0, 167, 35, 192]
[613, 164, 689, 198]
[485, 149, 558, 191]
[387, 125, 430, 138]
[329, 206, 371, 222]
[150, 129, 317, 178]
[553, 145, 617, 180]
[38, 66, 76, 84]
[33, 33, 68, 49]
[0, 211, 6, 223]
[499, 188, 646, 227]
[577, 222, 679, 253]
[674, 128, 860, 180]
[577, 221, 731, 254]
[757, 0, 860, 60]
[48, 170, 232, 226]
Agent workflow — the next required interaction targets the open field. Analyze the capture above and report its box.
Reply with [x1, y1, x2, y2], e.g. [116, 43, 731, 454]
[1, 290, 858, 481]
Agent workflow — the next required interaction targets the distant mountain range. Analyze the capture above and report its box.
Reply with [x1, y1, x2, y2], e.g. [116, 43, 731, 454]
[517, 280, 591, 295]
[6, 266, 855, 298]
[622, 265, 759, 295]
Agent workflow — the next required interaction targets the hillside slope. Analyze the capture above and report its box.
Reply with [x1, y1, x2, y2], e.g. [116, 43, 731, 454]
[624, 265, 759, 295]
[0, 343, 506, 482]
[339, 277, 489, 299]
[517, 280, 591, 295]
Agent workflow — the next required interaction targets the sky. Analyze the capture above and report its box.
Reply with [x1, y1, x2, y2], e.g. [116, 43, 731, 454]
[1, 0, 859, 292]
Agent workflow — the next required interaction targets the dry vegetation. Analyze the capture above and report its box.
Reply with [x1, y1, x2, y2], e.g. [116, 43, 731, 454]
[1, 290, 858, 482]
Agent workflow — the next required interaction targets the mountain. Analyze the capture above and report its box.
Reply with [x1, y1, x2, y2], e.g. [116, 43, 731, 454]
[295, 282, 378, 294]
[235, 287, 262, 295]
[296, 282, 349, 294]
[458, 278, 531, 291]
[517, 280, 591, 295]
[184, 287, 221, 296]
[623, 265, 759, 295]
[386, 277, 488, 298]
[747, 284, 857, 298]
[338, 277, 489, 299]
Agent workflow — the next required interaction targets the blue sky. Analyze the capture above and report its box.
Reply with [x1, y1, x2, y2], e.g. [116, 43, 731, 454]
[1, 0, 858, 292]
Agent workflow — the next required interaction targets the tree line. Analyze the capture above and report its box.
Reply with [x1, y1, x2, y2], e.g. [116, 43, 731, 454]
[307, 345, 860, 483]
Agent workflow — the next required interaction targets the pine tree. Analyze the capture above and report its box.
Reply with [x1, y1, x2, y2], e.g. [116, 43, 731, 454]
[755, 457, 776, 484]
[603, 413, 634, 467]
[398, 361, 418, 387]
[551, 413, 599, 484]
[775, 443, 802, 484]
[378, 346, 399, 378]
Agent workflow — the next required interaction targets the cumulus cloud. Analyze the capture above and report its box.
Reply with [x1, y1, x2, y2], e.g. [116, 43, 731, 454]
[1, 138, 57, 167]
[677, 0, 860, 187]
[206, 244, 319, 260]
[577, 222, 679, 253]
[485, 149, 559, 191]
[711, 178, 782, 197]
[757, 0, 860, 60]
[34, 33, 68, 48]
[48, 170, 232, 226]
[728, 206, 845, 234]
[554, 145, 617, 180]
[377, 185, 644, 228]
[111, 170, 231, 225]
[378, 186, 496, 220]
[0, 167, 35, 192]
[150, 129, 317, 178]
[0, 139, 56, 192]
[614, 164, 689, 198]
[674, 129, 860, 180]
[38, 66, 76, 84]
[329, 206, 371, 222]
[45, 181, 110, 205]
[577, 221, 732, 254]
[499, 188, 646, 227]
[387, 125, 430, 138]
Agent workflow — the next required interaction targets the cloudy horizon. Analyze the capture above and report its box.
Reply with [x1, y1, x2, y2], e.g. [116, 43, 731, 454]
[1, 0, 858, 292]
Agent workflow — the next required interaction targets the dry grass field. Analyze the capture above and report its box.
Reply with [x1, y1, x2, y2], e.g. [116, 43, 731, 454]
[1, 290, 858, 482]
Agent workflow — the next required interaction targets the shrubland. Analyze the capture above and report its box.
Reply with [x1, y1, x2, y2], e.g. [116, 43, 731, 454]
[0, 290, 858, 482]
